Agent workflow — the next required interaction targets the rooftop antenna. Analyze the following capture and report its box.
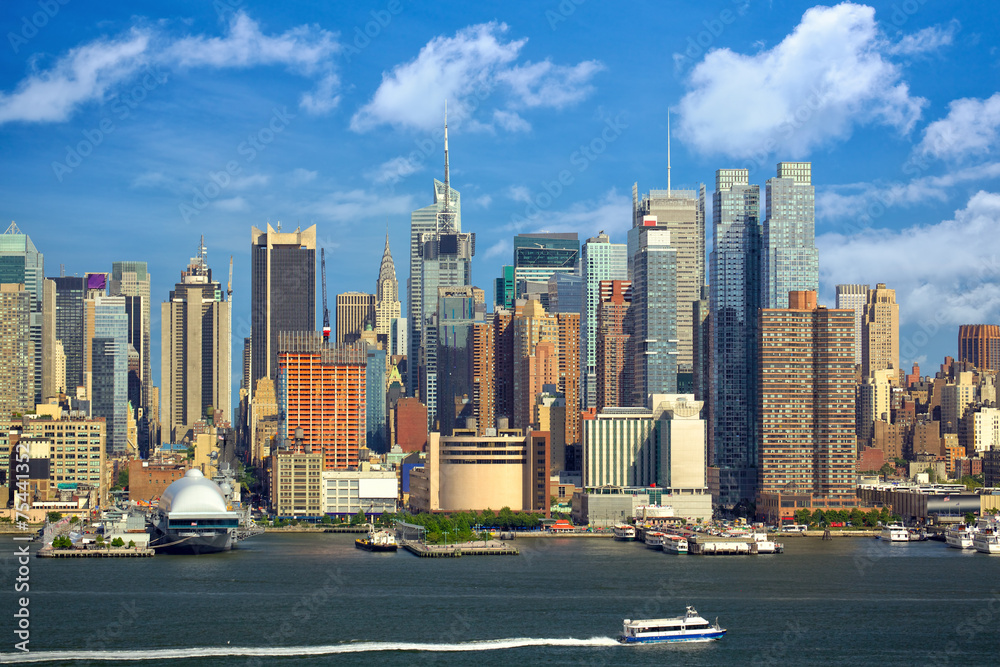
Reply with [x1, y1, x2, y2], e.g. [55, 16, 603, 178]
[437, 100, 457, 233]
[667, 109, 671, 197]
[4, 221, 22, 235]
[321, 248, 330, 346]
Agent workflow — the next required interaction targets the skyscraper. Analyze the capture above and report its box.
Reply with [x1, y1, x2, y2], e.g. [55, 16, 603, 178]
[0, 283, 33, 418]
[250, 224, 316, 396]
[835, 284, 869, 367]
[111, 261, 151, 411]
[513, 233, 579, 304]
[494, 265, 515, 311]
[761, 162, 818, 309]
[90, 295, 128, 455]
[631, 170, 706, 392]
[433, 286, 487, 434]
[709, 168, 761, 507]
[0, 222, 44, 403]
[161, 241, 231, 442]
[595, 280, 631, 410]
[335, 292, 375, 346]
[757, 291, 858, 524]
[408, 111, 474, 401]
[958, 324, 1000, 373]
[375, 233, 401, 351]
[862, 283, 899, 379]
[628, 226, 678, 405]
[580, 232, 627, 408]
[52, 276, 87, 395]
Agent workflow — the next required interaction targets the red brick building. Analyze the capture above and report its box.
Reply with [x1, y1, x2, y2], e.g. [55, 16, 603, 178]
[395, 397, 428, 452]
[128, 460, 186, 503]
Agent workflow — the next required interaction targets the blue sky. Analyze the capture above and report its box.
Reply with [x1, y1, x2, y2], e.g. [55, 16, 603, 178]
[2, 0, 999, 406]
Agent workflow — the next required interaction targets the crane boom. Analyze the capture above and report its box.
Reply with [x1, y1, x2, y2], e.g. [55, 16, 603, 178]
[321, 248, 330, 344]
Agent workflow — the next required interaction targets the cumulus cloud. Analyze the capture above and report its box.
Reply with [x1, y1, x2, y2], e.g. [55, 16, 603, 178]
[493, 109, 531, 132]
[676, 3, 926, 159]
[350, 22, 601, 133]
[0, 12, 340, 125]
[289, 168, 317, 184]
[483, 239, 511, 259]
[367, 156, 423, 186]
[301, 189, 414, 222]
[818, 191, 1000, 328]
[504, 187, 631, 239]
[917, 93, 1000, 161]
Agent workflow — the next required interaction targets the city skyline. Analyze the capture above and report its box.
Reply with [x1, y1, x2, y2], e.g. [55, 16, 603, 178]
[2, 1, 999, 410]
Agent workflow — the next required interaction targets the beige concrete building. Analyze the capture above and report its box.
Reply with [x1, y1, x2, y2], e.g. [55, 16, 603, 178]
[972, 406, 1000, 454]
[410, 429, 549, 516]
[336, 292, 376, 346]
[941, 372, 976, 435]
[270, 450, 323, 516]
[862, 283, 899, 380]
[0, 284, 33, 418]
[857, 368, 894, 448]
[250, 377, 278, 465]
[836, 284, 869, 367]
[160, 243, 231, 441]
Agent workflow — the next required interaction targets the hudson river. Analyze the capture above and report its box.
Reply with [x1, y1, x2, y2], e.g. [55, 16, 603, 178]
[2, 533, 997, 665]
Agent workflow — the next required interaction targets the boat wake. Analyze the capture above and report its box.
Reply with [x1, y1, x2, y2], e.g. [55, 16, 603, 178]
[0, 637, 620, 663]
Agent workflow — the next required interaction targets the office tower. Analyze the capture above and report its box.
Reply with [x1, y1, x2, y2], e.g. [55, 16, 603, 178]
[472, 321, 495, 437]
[835, 284, 869, 366]
[160, 241, 231, 442]
[91, 295, 128, 455]
[595, 280, 631, 410]
[408, 113, 463, 397]
[761, 162, 818, 309]
[336, 292, 375, 346]
[581, 232, 627, 409]
[375, 233, 401, 351]
[250, 223, 316, 395]
[242, 337, 252, 394]
[709, 168, 761, 507]
[858, 368, 893, 448]
[631, 169, 706, 392]
[628, 226, 678, 405]
[958, 324, 1000, 373]
[0, 284, 34, 417]
[366, 346, 387, 453]
[513, 233, 579, 303]
[493, 309, 514, 425]
[0, 222, 44, 403]
[111, 262, 151, 411]
[41, 278, 56, 401]
[276, 332, 366, 469]
[547, 271, 583, 315]
[757, 291, 858, 523]
[494, 265, 515, 310]
[53, 277, 87, 394]
[412, 120, 475, 408]
[692, 285, 710, 402]
[511, 299, 580, 444]
[432, 286, 487, 434]
[861, 283, 899, 379]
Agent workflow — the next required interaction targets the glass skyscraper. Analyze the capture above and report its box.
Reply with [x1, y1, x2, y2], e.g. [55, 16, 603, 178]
[628, 228, 678, 405]
[91, 295, 128, 455]
[513, 233, 579, 296]
[365, 346, 387, 453]
[761, 162, 818, 309]
[580, 232, 627, 409]
[709, 168, 761, 508]
[0, 222, 44, 403]
[53, 276, 87, 394]
[434, 286, 486, 435]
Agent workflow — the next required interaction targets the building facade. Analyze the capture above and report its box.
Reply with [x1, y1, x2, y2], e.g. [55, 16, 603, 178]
[580, 232, 627, 409]
[835, 284, 869, 367]
[958, 324, 1000, 373]
[628, 226, 678, 404]
[862, 283, 899, 379]
[335, 292, 376, 346]
[595, 280, 632, 410]
[761, 162, 818, 309]
[0, 284, 33, 418]
[374, 234, 401, 350]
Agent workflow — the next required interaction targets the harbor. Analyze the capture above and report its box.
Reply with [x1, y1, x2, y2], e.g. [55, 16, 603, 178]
[401, 540, 519, 557]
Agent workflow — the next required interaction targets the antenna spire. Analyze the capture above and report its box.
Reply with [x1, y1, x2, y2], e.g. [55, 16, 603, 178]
[667, 109, 671, 197]
[443, 100, 451, 215]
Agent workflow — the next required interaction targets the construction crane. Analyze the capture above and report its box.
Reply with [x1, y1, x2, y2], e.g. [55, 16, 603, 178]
[321, 248, 331, 345]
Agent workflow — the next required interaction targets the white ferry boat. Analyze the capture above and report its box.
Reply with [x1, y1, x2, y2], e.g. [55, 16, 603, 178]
[644, 531, 665, 550]
[879, 523, 909, 543]
[945, 525, 976, 549]
[619, 607, 725, 644]
[662, 535, 688, 554]
[973, 516, 1000, 554]
[613, 524, 636, 541]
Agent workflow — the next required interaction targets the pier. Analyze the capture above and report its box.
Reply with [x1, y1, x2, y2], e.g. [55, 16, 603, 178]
[37, 547, 154, 558]
[401, 540, 519, 557]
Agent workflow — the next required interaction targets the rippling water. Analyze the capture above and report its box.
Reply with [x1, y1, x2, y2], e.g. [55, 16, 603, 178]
[2, 533, 997, 665]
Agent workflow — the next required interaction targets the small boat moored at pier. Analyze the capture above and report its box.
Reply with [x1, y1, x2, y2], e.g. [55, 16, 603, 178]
[619, 606, 725, 643]
[356, 529, 398, 552]
[644, 531, 665, 550]
[613, 524, 636, 541]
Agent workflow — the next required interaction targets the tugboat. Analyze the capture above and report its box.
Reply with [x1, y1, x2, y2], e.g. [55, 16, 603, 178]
[355, 529, 398, 552]
[619, 606, 726, 643]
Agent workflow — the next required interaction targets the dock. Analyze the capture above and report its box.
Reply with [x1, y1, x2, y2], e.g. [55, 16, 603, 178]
[37, 547, 154, 558]
[401, 540, 519, 557]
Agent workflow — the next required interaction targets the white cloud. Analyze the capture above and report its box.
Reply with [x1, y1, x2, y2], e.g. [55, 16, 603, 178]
[0, 31, 149, 124]
[350, 22, 601, 133]
[302, 189, 414, 222]
[493, 109, 530, 133]
[289, 168, 317, 184]
[818, 191, 1000, 328]
[505, 188, 631, 239]
[231, 174, 270, 189]
[816, 161, 1000, 222]
[367, 156, 423, 186]
[917, 93, 1000, 161]
[469, 194, 493, 209]
[676, 3, 926, 159]
[0, 12, 340, 126]
[483, 239, 511, 259]
[507, 185, 532, 203]
[887, 20, 959, 56]
[214, 196, 248, 212]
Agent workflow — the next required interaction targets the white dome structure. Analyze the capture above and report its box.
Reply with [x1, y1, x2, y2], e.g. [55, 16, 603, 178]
[158, 468, 228, 515]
